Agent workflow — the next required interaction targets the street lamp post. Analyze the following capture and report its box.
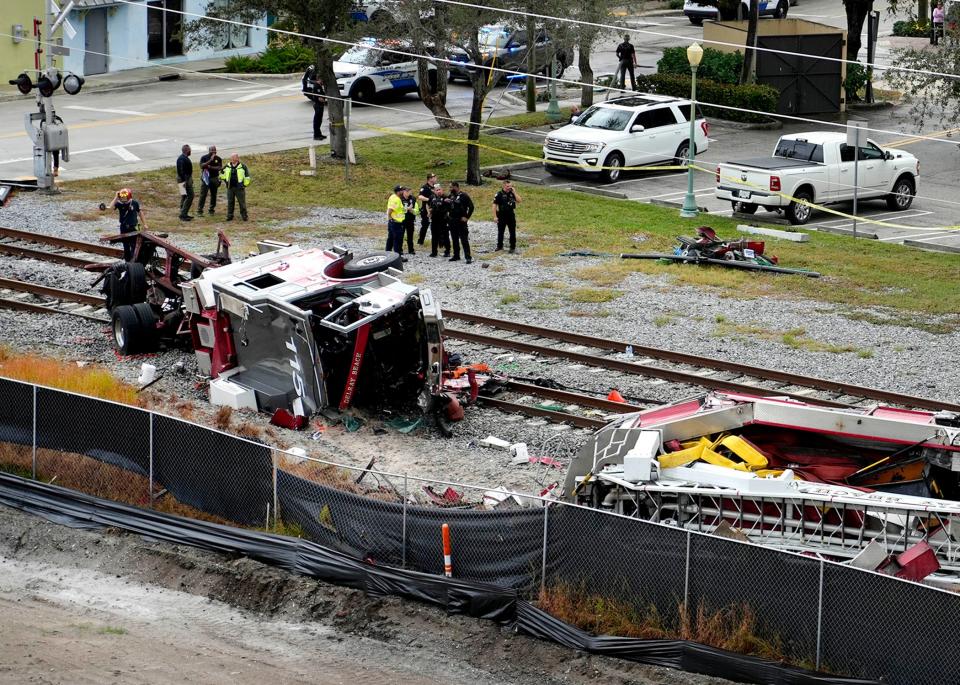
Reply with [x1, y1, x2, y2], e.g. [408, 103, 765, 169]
[680, 42, 704, 219]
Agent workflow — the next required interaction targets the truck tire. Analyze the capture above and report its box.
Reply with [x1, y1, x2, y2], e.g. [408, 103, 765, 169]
[689, 16, 703, 25]
[121, 262, 148, 304]
[886, 176, 916, 210]
[787, 189, 814, 225]
[132, 303, 160, 352]
[674, 140, 691, 167]
[343, 251, 404, 276]
[732, 201, 758, 214]
[112, 305, 144, 355]
[602, 151, 624, 183]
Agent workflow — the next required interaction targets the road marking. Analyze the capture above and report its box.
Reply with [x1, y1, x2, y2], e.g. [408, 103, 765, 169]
[814, 209, 932, 226]
[232, 83, 301, 102]
[879, 230, 957, 242]
[65, 105, 150, 117]
[109, 146, 141, 162]
[0, 138, 166, 165]
[177, 87, 263, 97]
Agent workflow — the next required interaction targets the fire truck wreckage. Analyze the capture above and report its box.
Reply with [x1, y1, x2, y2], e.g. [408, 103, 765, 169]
[88, 230, 478, 433]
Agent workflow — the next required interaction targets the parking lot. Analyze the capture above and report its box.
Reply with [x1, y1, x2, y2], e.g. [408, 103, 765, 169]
[506, 107, 960, 253]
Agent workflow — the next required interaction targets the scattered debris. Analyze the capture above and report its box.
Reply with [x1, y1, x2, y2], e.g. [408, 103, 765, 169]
[423, 486, 464, 507]
[270, 408, 308, 430]
[481, 436, 512, 450]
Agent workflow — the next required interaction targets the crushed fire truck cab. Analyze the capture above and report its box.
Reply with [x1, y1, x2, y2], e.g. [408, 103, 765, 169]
[180, 243, 445, 419]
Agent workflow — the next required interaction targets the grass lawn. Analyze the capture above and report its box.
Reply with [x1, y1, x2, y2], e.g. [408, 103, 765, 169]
[64, 112, 960, 324]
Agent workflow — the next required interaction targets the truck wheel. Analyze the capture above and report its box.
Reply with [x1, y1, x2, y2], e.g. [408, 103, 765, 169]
[732, 201, 758, 214]
[112, 305, 144, 355]
[689, 16, 703, 25]
[602, 151, 624, 183]
[787, 190, 814, 225]
[674, 140, 691, 167]
[886, 176, 915, 210]
[343, 251, 404, 276]
[122, 262, 148, 304]
[132, 303, 160, 352]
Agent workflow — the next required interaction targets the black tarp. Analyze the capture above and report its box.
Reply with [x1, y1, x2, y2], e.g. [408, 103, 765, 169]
[0, 472, 878, 685]
[0, 378, 35, 447]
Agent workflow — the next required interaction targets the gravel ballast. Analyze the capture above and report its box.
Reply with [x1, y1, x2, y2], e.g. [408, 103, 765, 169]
[1, 191, 957, 498]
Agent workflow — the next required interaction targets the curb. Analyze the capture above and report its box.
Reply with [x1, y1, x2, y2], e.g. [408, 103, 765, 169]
[572, 185, 629, 199]
[903, 239, 960, 254]
[651, 198, 708, 211]
[848, 100, 895, 111]
[733, 210, 791, 225]
[480, 161, 543, 173]
[812, 225, 879, 239]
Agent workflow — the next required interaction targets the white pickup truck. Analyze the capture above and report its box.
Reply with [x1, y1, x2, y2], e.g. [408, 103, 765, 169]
[715, 132, 920, 225]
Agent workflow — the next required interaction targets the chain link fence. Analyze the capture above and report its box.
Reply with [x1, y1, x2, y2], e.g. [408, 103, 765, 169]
[1, 377, 958, 683]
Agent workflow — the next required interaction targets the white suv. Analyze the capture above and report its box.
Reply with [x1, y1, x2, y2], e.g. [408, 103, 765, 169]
[543, 95, 709, 183]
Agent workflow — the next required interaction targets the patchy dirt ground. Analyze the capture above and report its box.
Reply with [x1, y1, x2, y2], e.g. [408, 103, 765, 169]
[0, 505, 738, 685]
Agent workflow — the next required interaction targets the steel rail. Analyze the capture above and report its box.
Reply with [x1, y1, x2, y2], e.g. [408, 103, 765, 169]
[0, 296, 108, 323]
[448, 327, 854, 409]
[0, 277, 105, 306]
[502, 380, 645, 413]
[0, 226, 123, 258]
[476, 396, 609, 429]
[0, 242, 103, 269]
[444, 310, 960, 413]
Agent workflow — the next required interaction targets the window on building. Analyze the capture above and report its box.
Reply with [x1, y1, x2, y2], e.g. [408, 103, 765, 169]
[147, 0, 184, 59]
[214, 0, 250, 49]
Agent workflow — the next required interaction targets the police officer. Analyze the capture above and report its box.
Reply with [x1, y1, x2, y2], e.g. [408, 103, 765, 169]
[428, 183, 451, 258]
[417, 173, 437, 246]
[401, 186, 419, 255]
[448, 181, 474, 264]
[304, 66, 327, 140]
[220, 153, 251, 221]
[386, 184, 407, 259]
[493, 179, 521, 253]
[615, 34, 638, 91]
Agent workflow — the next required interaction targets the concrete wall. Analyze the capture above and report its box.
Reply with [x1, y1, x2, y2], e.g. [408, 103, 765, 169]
[0, 0, 65, 77]
[62, 0, 268, 76]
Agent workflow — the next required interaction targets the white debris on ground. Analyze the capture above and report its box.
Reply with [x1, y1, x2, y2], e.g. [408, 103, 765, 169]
[1, 192, 957, 498]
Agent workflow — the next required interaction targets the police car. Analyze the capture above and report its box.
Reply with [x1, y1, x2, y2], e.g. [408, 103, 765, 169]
[683, 0, 787, 24]
[335, 39, 437, 102]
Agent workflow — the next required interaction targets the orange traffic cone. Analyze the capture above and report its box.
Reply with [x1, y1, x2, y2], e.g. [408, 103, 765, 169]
[607, 389, 626, 403]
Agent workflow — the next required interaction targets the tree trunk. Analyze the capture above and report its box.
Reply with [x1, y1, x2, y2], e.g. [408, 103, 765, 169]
[740, 0, 759, 84]
[579, 43, 594, 108]
[417, 60, 458, 128]
[317, 51, 346, 159]
[466, 79, 485, 185]
[526, 13, 537, 112]
[844, 0, 871, 62]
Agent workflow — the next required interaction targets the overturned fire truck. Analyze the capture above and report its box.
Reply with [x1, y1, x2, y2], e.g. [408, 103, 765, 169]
[93, 232, 454, 427]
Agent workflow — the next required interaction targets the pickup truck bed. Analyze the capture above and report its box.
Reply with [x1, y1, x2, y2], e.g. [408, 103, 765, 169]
[726, 157, 817, 172]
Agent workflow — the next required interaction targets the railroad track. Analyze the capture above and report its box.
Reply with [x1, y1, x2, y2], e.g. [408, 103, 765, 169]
[445, 310, 960, 414]
[0, 225, 121, 268]
[0, 277, 109, 323]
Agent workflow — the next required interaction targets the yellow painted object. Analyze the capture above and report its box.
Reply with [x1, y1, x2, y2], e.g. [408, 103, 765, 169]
[658, 440, 707, 469]
[699, 447, 751, 472]
[714, 434, 769, 470]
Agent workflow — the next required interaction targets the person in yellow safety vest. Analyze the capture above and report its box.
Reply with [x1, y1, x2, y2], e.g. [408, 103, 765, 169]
[220, 153, 251, 222]
[385, 185, 407, 261]
[401, 185, 420, 256]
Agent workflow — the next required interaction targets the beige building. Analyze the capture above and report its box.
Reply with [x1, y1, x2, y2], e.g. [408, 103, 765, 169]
[0, 0, 64, 80]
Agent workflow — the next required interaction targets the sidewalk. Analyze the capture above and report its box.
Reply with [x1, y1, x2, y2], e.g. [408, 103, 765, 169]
[0, 56, 296, 104]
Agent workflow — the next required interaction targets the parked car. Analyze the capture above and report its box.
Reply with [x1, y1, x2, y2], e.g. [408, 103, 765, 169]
[334, 38, 437, 102]
[542, 95, 710, 183]
[448, 24, 553, 83]
[683, 0, 788, 25]
[715, 132, 920, 225]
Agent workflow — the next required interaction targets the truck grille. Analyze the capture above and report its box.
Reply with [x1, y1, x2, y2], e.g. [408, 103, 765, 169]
[545, 139, 590, 154]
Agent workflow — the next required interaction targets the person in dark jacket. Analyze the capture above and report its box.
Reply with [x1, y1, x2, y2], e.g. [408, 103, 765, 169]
[304, 66, 327, 140]
[448, 181, 474, 264]
[493, 179, 521, 253]
[427, 183, 451, 258]
[401, 186, 419, 255]
[176, 144, 194, 221]
[417, 173, 437, 246]
[197, 145, 223, 215]
[615, 34, 637, 91]
[104, 187, 148, 261]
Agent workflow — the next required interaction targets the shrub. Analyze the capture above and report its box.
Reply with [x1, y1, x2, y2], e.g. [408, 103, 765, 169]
[844, 62, 869, 100]
[635, 73, 778, 123]
[657, 46, 744, 85]
[892, 19, 930, 36]
[668, 0, 684, 8]
[224, 41, 314, 74]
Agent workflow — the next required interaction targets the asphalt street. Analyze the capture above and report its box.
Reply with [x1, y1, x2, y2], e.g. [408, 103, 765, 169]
[0, 0, 956, 250]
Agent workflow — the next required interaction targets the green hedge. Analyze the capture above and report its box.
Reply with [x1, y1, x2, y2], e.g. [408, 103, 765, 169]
[657, 46, 744, 85]
[224, 41, 314, 74]
[635, 73, 778, 123]
[892, 19, 930, 36]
